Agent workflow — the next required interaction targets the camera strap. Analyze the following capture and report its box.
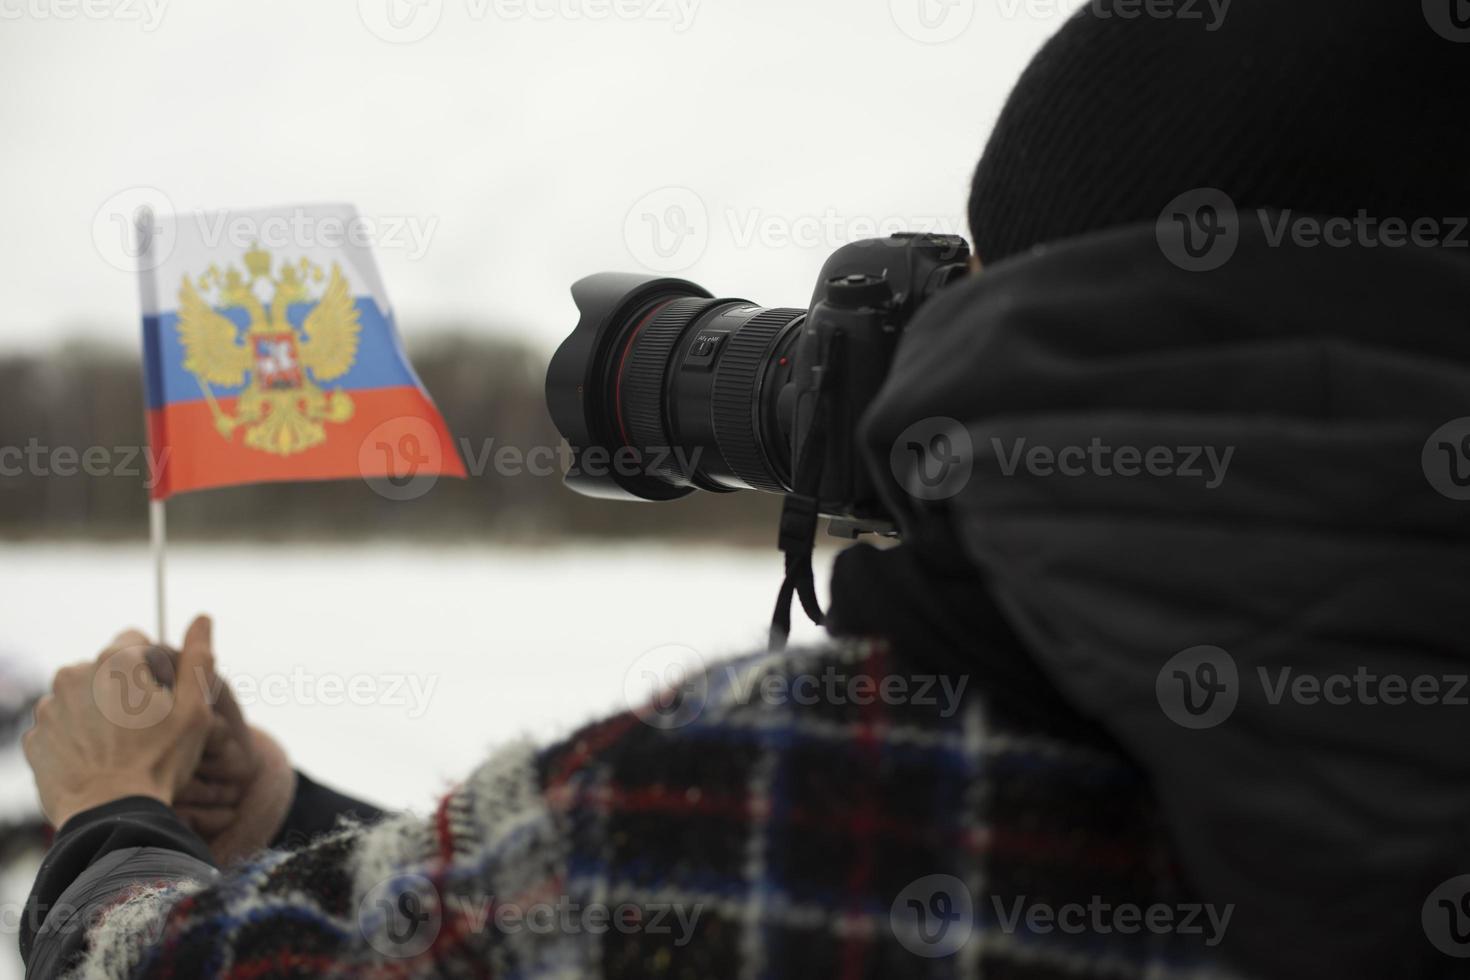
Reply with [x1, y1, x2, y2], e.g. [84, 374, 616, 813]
[769, 336, 836, 652]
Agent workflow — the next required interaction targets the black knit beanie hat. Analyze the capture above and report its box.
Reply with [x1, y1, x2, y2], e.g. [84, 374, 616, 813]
[969, 2, 1470, 265]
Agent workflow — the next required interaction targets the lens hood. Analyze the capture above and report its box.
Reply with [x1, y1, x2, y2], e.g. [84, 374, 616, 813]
[546, 272, 711, 500]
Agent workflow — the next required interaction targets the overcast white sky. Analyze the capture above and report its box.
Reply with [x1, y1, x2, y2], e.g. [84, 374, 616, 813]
[0, 0, 1061, 354]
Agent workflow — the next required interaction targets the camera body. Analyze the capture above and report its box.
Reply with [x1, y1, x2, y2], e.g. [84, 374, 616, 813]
[790, 233, 971, 531]
[546, 232, 971, 532]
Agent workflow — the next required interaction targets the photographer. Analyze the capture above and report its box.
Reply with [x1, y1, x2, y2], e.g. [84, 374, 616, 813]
[20, 4, 1470, 978]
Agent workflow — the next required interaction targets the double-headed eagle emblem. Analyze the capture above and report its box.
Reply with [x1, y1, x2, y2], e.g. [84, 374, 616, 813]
[176, 244, 361, 456]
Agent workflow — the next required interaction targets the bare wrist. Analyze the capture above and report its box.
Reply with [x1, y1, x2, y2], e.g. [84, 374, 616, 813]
[52, 780, 171, 829]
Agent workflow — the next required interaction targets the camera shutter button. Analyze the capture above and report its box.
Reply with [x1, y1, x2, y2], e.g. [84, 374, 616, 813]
[826, 273, 893, 310]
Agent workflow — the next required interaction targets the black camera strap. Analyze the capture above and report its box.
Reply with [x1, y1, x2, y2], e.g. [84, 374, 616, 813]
[769, 335, 837, 652]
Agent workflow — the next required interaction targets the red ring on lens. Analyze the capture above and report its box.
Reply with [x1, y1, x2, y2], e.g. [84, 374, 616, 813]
[614, 299, 674, 447]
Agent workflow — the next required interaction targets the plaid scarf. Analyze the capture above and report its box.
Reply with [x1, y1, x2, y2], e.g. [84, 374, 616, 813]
[69, 640, 1246, 979]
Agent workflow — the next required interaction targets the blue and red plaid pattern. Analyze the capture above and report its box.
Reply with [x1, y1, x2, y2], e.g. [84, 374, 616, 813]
[73, 640, 1246, 979]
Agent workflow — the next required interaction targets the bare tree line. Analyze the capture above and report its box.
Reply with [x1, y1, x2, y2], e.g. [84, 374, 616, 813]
[0, 333, 783, 544]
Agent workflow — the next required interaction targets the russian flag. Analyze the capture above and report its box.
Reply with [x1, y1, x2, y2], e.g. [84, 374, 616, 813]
[137, 203, 466, 500]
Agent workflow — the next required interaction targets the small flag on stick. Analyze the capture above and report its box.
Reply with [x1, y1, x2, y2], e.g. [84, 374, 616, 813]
[136, 203, 466, 639]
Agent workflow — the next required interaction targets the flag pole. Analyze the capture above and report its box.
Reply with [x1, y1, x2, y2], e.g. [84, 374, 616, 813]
[150, 499, 167, 644]
[137, 205, 167, 645]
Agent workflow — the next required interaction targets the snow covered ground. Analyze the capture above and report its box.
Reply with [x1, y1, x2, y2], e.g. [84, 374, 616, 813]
[0, 540, 832, 978]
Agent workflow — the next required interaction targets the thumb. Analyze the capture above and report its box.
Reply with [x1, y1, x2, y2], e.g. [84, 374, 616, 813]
[174, 614, 217, 719]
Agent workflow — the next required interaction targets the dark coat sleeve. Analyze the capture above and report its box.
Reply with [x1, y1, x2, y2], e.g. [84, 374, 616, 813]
[21, 797, 216, 978]
[22, 774, 383, 978]
[269, 770, 385, 849]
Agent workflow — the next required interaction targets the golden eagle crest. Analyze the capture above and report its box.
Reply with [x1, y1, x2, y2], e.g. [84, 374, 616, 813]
[176, 244, 361, 456]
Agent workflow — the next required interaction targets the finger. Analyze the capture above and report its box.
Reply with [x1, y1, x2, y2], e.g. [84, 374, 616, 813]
[112, 628, 150, 648]
[144, 646, 177, 689]
[100, 629, 151, 662]
[175, 619, 246, 736]
[175, 806, 234, 837]
[174, 615, 216, 722]
[201, 715, 233, 753]
[175, 779, 244, 807]
[196, 746, 250, 781]
[51, 662, 92, 696]
[31, 693, 55, 728]
[196, 717, 249, 769]
[210, 677, 248, 741]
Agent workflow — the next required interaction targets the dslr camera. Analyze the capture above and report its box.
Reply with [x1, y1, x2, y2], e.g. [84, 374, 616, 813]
[546, 231, 971, 643]
[546, 232, 971, 533]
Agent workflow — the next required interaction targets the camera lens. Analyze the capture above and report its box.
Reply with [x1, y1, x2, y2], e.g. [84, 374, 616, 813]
[546, 273, 805, 502]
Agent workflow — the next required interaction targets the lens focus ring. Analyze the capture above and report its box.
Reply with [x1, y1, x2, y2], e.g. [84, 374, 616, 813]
[621, 297, 717, 480]
[711, 308, 805, 494]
